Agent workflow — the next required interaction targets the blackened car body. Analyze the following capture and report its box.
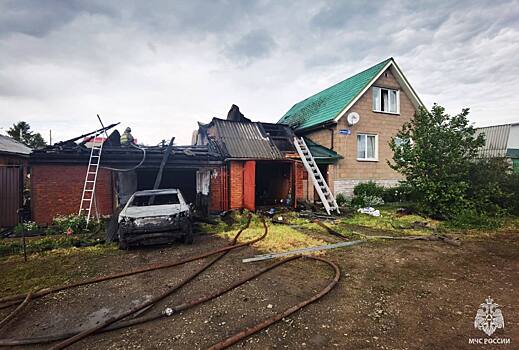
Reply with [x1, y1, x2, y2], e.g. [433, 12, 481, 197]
[117, 189, 193, 249]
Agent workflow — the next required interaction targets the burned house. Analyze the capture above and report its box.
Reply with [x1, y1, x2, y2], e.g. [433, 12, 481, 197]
[30, 128, 223, 225]
[194, 106, 341, 211]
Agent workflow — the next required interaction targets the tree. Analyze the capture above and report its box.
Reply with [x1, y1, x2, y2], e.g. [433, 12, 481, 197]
[388, 104, 485, 219]
[7, 121, 47, 148]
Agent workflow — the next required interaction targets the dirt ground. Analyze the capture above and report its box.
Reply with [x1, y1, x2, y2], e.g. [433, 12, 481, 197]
[0, 223, 518, 349]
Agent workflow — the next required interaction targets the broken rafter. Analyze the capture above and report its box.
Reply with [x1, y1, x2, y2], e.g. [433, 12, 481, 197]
[55, 122, 120, 146]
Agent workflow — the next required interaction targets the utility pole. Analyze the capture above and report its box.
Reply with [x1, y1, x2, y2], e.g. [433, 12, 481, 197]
[49, 130, 52, 145]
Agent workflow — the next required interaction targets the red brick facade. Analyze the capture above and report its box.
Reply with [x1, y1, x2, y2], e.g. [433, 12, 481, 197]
[229, 161, 244, 209]
[295, 162, 304, 203]
[31, 164, 114, 225]
[209, 166, 228, 212]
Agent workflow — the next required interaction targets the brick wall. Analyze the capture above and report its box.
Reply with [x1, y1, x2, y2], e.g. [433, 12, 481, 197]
[294, 162, 304, 203]
[209, 166, 228, 212]
[31, 164, 114, 225]
[306, 68, 416, 196]
[229, 161, 244, 209]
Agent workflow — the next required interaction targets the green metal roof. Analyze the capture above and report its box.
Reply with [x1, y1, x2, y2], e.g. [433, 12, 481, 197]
[304, 137, 342, 164]
[278, 58, 393, 131]
[506, 148, 519, 158]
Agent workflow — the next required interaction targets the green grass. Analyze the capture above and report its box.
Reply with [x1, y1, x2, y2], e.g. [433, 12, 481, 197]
[216, 221, 327, 253]
[0, 244, 118, 296]
[335, 206, 438, 236]
[0, 234, 105, 258]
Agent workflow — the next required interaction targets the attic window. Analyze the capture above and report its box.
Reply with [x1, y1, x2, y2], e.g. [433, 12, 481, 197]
[372, 87, 399, 114]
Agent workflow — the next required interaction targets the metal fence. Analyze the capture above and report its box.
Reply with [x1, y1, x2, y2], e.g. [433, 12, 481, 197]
[0, 166, 23, 227]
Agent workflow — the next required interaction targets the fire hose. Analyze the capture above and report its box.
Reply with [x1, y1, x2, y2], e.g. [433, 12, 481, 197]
[0, 217, 341, 349]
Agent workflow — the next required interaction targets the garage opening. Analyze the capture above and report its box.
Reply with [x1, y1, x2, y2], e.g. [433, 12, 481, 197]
[136, 169, 197, 204]
[255, 161, 293, 207]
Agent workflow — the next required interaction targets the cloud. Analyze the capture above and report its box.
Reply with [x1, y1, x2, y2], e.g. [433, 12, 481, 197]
[0, 0, 518, 144]
[224, 30, 277, 64]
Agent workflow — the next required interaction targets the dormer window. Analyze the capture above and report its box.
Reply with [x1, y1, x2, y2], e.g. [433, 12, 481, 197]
[372, 87, 399, 114]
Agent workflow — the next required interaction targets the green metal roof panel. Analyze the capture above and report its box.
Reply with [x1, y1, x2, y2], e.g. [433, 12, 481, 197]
[278, 58, 392, 131]
[304, 137, 342, 164]
[506, 148, 519, 158]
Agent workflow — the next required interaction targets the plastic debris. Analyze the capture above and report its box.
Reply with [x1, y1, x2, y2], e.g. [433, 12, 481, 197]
[164, 307, 174, 316]
[357, 207, 381, 217]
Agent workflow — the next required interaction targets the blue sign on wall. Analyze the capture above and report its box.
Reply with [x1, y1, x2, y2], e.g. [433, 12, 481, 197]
[338, 129, 352, 135]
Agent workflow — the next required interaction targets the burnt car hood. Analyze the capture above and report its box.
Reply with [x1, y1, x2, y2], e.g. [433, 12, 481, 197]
[120, 204, 184, 219]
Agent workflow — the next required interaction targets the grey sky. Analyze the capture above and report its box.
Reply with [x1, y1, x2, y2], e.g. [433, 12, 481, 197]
[1, 0, 518, 145]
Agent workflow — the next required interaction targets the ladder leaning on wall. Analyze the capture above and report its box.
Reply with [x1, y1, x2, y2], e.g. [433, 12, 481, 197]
[294, 136, 340, 215]
[79, 130, 104, 224]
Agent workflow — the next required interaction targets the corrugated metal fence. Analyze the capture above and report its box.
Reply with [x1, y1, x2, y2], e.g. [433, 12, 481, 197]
[0, 166, 22, 227]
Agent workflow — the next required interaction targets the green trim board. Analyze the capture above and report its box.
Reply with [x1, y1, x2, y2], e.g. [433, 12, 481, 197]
[506, 148, 519, 158]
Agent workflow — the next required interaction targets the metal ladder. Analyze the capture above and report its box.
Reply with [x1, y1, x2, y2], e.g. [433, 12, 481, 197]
[294, 137, 340, 215]
[79, 130, 104, 223]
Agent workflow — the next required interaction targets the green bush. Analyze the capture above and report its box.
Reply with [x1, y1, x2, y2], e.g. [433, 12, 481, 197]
[351, 182, 385, 208]
[445, 208, 504, 230]
[335, 193, 348, 206]
[382, 183, 414, 203]
[501, 173, 519, 215]
[47, 214, 95, 235]
[466, 158, 519, 216]
[14, 221, 40, 235]
[353, 181, 385, 198]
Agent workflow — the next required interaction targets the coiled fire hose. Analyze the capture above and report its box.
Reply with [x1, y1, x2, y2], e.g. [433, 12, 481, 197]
[0, 216, 341, 349]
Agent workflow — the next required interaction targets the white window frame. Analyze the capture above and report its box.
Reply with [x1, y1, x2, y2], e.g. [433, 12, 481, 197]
[357, 133, 379, 161]
[372, 87, 400, 114]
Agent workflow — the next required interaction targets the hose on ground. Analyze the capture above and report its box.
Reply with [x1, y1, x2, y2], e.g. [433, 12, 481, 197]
[0, 216, 342, 350]
[0, 256, 340, 349]
[0, 216, 259, 309]
[48, 216, 256, 350]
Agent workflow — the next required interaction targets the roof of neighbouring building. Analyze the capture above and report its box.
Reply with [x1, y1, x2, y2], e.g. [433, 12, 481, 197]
[476, 123, 517, 158]
[304, 137, 343, 164]
[0, 135, 32, 156]
[278, 57, 423, 131]
[197, 118, 296, 160]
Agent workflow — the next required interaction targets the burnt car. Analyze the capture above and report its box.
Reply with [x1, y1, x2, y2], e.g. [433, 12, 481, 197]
[117, 189, 193, 249]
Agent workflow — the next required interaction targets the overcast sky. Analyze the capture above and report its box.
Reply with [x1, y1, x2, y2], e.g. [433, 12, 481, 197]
[1, 0, 518, 145]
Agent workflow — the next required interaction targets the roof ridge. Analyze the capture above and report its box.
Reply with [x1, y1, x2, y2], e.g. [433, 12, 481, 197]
[280, 58, 392, 119]
[278, 57, 393, 130]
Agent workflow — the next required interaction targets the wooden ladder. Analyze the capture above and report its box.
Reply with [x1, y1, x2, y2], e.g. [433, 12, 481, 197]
[294, 137, 339, 215]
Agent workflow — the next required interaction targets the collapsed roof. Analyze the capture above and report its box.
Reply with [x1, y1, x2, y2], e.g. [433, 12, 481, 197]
[196, 118, 297, 160]
[31, 127, 222, 169]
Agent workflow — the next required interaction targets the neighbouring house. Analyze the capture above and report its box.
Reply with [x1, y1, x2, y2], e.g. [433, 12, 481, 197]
[0, 135, 31, 227]
[0, 135, 31, 166]
[29, 130, 223, 225]
[278, 57, 424, 197]
[476, 122, 519, 173]
[193, 105, 340, 211]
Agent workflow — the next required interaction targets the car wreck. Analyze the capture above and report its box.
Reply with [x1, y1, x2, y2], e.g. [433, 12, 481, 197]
[118, 189, 193, 249]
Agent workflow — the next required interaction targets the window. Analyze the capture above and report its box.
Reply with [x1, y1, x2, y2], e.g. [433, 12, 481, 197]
[130, 193, 180, 206]
[372, 87, 399, 114]
[357, 134, 378, 161]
